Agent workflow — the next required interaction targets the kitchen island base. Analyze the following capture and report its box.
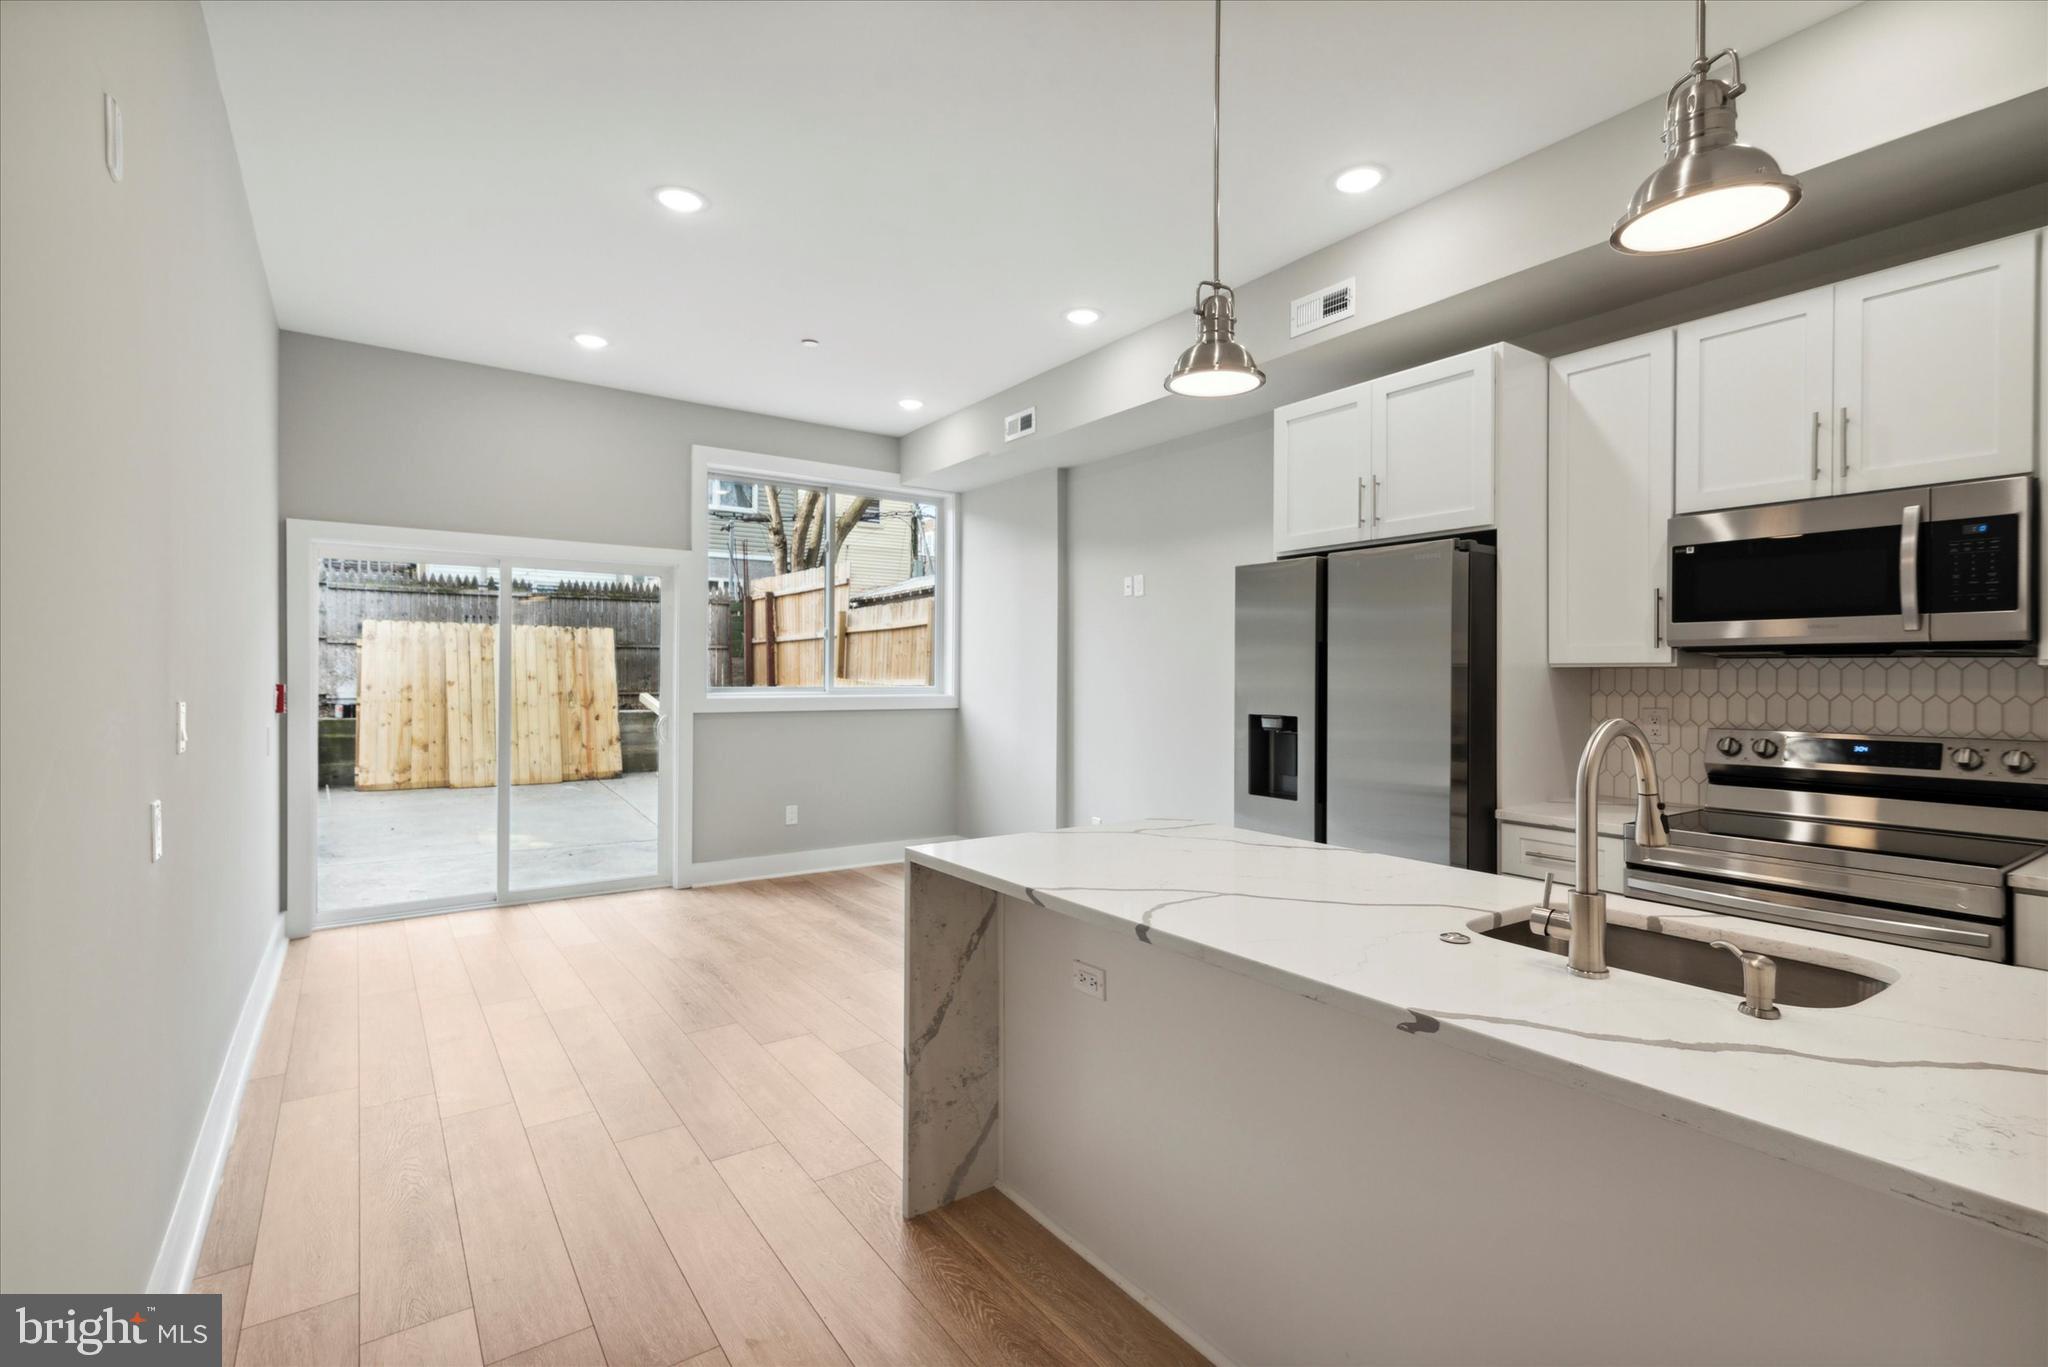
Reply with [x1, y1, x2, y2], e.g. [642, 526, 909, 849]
[905, 863, 2046, 1366]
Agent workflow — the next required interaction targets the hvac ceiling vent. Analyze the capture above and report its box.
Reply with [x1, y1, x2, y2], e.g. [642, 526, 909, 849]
[1004, 407, 1037, 442]
[1289, 277, 1356, 338]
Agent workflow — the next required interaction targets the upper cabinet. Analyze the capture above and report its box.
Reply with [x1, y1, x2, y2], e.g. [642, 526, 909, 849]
[1272, 381, 1370, 556]
[1549, 332, 1675, 666]
[1835, 234, 2038, 494]
[1272, 345, 1504, 556]
[1675, 288, 1832, 513]
[1677, 235, 2039, 513]
[1370, 347, 1497, 542]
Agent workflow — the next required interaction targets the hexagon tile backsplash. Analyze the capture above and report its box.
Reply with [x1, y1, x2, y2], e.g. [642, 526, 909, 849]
[1589, 658, 2048, 807]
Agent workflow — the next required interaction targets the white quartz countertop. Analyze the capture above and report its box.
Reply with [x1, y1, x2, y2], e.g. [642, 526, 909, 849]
[1497, 799, 1663, 837]
[2013, 852, 2048, 894]
[907, 821, 2048, 1246]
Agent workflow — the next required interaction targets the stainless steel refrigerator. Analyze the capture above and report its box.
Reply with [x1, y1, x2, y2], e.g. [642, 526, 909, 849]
[1233, 537, 1497, 871]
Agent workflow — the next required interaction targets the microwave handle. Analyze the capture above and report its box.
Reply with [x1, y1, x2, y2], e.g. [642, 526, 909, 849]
[1899, 503, 1923, 633]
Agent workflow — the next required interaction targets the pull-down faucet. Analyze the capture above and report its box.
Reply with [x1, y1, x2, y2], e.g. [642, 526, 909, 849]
[1532, 718, 1671, 978]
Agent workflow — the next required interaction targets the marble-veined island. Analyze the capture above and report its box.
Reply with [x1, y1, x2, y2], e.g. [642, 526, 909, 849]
[900, 821, 2047, 1366]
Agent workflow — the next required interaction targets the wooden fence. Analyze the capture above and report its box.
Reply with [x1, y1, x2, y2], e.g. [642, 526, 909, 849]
[355, 620, 623, 790]
[741, 568, 933, 686]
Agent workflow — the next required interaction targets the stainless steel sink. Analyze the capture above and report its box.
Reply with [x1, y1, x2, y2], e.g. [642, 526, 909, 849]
[1482, 920, 1888, 1008]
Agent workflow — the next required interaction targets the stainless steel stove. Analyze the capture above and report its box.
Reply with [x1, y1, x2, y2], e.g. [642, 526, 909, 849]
[1623, 728, 2047, 961]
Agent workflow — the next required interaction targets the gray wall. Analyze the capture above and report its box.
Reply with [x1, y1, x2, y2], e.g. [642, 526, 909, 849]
[0, 0, 281, 1289]
[693, 711, 957, 861]
[280, 331, 896, 547]
[277, 332, 955, 864]
[1062, 419, 1271, 827]
[956, 469, 1061, 836]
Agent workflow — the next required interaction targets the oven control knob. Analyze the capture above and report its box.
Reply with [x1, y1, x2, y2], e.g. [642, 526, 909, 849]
[1750, 737, 1780, 759]
[1952, 747, 1984, 771]
[2002, 749, 2037, 775]
[1716, 736, 1744, 757]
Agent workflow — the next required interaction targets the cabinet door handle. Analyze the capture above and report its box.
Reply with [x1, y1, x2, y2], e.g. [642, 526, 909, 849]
[1358, 477, 1368, 525]
[1370, 475, 1381, 527]
[1810, 409, 1822, 481]
[1654, 586, 1665, 649]
[1838, 406, 1851, 477]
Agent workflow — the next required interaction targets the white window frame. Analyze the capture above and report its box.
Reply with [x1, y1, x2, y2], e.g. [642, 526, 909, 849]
[689, 444, 959, 712]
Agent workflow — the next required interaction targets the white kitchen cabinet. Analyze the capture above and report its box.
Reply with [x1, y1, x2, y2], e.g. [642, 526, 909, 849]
[1498, 819, 1624, 890]
[1272, 381, 1370, 555]
[2017, 891, 2048, 971]
[1547, 332, 1675, 666]
[1272, 345, 1518, 557]
[1675, 288, 1833, 512]
[1368, 346, 1497, 542]
[1835, 233, 2038, 494]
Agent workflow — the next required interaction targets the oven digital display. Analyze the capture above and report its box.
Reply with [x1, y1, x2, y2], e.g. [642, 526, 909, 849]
[1784, 737, 1943, 770]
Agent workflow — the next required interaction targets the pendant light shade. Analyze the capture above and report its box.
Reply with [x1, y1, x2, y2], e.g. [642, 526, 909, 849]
[1612, 0, 1800, 255]
[1166, 284, 1263, 397]
[1165, 0, 1263, 397]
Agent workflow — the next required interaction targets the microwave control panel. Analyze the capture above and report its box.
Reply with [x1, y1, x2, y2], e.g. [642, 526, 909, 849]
[1920, 514, 2020, 613]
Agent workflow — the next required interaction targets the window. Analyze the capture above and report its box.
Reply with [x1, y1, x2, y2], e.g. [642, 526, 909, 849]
[708, 478, 762, 514]
[704, 469, 944, 694]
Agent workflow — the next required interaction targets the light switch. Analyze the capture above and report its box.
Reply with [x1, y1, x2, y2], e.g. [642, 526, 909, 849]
[150, 800, 163, 862]
[177, 700, 188, 754]
[784, 804, 799, 826]
[1121, 576, 1133, 597]
[1133, 574, 1145, 597]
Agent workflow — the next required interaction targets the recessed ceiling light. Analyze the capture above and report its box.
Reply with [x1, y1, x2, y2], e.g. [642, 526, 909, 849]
[653, 186, 707, 214]
[572, 333, 609, 350]
[799, 338, 821, 348]
[898, 398, 924, 412]
[1332, 165, 1385, 195]
[1065, 307, 1101, 326]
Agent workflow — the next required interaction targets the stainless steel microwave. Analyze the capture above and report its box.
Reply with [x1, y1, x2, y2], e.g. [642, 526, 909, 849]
[1666, 476, 2035, 653]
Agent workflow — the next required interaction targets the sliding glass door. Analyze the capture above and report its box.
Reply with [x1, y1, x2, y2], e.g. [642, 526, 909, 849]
[307, 538, 672, 927]
[507, 566, 665, 896]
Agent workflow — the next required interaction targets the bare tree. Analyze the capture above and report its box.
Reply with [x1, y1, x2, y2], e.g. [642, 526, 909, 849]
[761, 485, 791, 574]
[749, 489, 880, 576]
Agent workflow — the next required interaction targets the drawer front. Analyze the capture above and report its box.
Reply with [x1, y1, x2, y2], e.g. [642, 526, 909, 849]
[1498, 822, 1623, 888]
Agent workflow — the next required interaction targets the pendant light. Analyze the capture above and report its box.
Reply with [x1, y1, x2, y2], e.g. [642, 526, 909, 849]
[1164, 0, 1264, 397]
[1611, 0, 1801, 254]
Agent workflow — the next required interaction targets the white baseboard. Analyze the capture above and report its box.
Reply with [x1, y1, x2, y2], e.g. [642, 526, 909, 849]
[148, 919, 288, 1293]
[994, 1181, 1236, 1367]
[686, 836, 951, 888]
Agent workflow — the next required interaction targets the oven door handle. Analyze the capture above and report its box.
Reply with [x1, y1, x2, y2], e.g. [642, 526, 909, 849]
[1624, 874, 1995, 950]
[1899, 502, 1923, 633]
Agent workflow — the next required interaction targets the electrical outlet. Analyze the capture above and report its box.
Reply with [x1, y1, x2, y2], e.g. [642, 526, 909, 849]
[1642, 707, 1670, 746]
[784, 804, 799, 826]
[1071, 960, 1105, 1000]
[1121, 576, 1133, 597]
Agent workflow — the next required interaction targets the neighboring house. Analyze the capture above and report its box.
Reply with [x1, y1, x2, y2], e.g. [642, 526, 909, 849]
[707, 478, 934, 597]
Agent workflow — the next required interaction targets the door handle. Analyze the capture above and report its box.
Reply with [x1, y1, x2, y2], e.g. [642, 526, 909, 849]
[1809, 410, 1822, 482]
[1838, 406, 1851, 478]
[1370, 475, 1381, 528]
[1653, 586, 1664, 648]
[1900, 502, 1923, 632]
[1357, 478, 1367, 525]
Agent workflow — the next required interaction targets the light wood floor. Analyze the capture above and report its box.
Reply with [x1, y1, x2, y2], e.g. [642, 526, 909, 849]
[192, 866, 1204, 1367]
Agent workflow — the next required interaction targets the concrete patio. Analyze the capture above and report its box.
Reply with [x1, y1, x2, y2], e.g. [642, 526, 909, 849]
[317, 771, 660, 914]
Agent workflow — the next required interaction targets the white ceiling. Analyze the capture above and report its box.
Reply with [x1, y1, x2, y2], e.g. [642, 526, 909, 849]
[203, 0, 1855, 436]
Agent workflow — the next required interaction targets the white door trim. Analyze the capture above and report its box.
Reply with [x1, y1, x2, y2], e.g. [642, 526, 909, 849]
[285, 518, 689, 939]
